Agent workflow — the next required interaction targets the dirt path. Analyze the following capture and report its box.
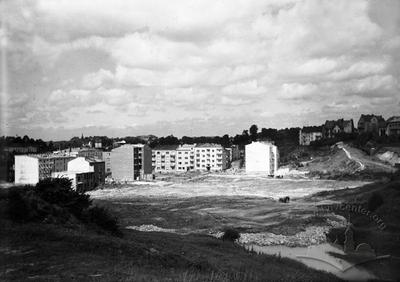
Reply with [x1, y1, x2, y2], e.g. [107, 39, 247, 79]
[341, 147, 365, 171]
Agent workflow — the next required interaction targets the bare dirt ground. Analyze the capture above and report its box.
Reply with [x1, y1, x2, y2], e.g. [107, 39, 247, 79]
[89, 173, 368, 246]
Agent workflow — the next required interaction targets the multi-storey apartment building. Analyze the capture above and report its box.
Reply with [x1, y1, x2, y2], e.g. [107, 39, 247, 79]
[245, 141, 279, 176]
[78, 148, 103, 159]
[102, 151, 112, 176]
[14, 154, 75, 184]
[111, 144, 152, 181]
[299, 126, 323, 145]
[152, 145, 179, 172]
[194, 143, 227, 171]
[176, 144, 195, 171]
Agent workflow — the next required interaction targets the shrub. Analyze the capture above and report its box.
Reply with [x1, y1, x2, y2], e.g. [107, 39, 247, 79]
[35, 178, 91, 219]
[7, 188, 30, 222]
[6, 178, 121, 236]
[222, 228, 240, 242]
[367, 192, 384, 212]
[85, 206, 121, 236]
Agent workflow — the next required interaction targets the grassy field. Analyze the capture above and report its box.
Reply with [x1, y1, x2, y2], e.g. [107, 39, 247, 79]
[0, 218, 342, 281]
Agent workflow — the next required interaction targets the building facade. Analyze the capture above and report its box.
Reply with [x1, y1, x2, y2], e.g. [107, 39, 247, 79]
[52, 171, 95, 192]
[152, 145, 179, 172]
[77, 148, 103, 159]
[176, 144, 195, 171]
[111, 144, 152, 181]
[357, 114, 386, 136]
[299, 126, 323, 145]
[14, 154, 75, 185]
[67, 157, 105, 187]
[102, 151, 112, 176]
[386, 116, 400, 136]
[194, 143, 227, 171]
[245, 141, 279, 176]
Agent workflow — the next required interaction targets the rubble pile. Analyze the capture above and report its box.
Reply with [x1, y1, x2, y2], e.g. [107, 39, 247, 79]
[126, 224, 176, 233]
[238, 226, 330, 247]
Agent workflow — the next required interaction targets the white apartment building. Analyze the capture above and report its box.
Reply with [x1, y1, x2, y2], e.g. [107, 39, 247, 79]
[245, 141, 279, 176]
[15, 154, 75, 185]
[194, 143, 227, 171]
[176, 144, 195, 171]
[152, 145, 179, 172]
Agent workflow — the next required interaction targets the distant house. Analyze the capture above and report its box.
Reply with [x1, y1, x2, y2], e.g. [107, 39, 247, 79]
[357, 114, 386, 136]
[94, 139, 102, 149]
[299, 126, 323, 145]
[111, 144, 153, 181]
[245, 141, 279, 176]
[152, 145, 179, 172]
[386, 116, 400, 136]
[322, 119, 354, 139]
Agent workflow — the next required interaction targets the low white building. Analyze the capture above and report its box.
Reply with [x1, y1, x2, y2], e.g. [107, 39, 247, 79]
[245, 141, 279, 176]
[52, 171, 95, 192]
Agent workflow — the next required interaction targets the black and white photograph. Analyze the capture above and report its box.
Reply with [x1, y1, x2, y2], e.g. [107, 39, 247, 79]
[1, 0, 400, 281]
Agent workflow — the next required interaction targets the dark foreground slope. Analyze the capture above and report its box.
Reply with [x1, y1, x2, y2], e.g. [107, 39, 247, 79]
[310, 176, 400, 281]
[0, 181, 342, 282]
[0, 220, 345, 282]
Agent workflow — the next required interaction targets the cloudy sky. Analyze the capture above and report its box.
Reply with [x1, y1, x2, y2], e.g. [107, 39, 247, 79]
[1, 0, 399, 140]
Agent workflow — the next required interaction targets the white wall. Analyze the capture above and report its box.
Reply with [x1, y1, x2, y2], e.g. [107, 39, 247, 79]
[68, 157, 93, 172]
[15, 156, 39, 184]
[245, 142, 278, 175]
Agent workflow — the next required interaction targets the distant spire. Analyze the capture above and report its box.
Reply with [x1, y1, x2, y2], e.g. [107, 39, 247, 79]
[81, 133, 84, 140]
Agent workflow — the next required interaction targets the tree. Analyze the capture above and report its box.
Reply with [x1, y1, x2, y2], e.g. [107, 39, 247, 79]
[221, 134, 231, 148]
[249, 124, 258, 141]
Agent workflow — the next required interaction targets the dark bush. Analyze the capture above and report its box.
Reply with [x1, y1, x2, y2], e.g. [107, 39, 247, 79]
[85, 206, 121, 236]
[35, 178, 91, 219]
[7, 188, 30, 222]
[279, 196, 290, 203]
[368, 192, 384, 212]
[6, 178, 121, 236]
[222, 228, 240, 242]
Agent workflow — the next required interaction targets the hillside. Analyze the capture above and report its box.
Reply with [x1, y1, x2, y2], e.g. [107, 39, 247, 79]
[292, 143, 396, 179]
[309, 176, 400, 281]
[0, 181, 342, 281]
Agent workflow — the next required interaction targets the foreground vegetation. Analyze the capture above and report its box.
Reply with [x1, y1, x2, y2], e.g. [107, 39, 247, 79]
[312, 174, 400, 281]
[0, 178, 344, 281]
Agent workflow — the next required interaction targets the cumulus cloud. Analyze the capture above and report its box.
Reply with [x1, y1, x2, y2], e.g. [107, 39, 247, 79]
[2, 0, 400, 139]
